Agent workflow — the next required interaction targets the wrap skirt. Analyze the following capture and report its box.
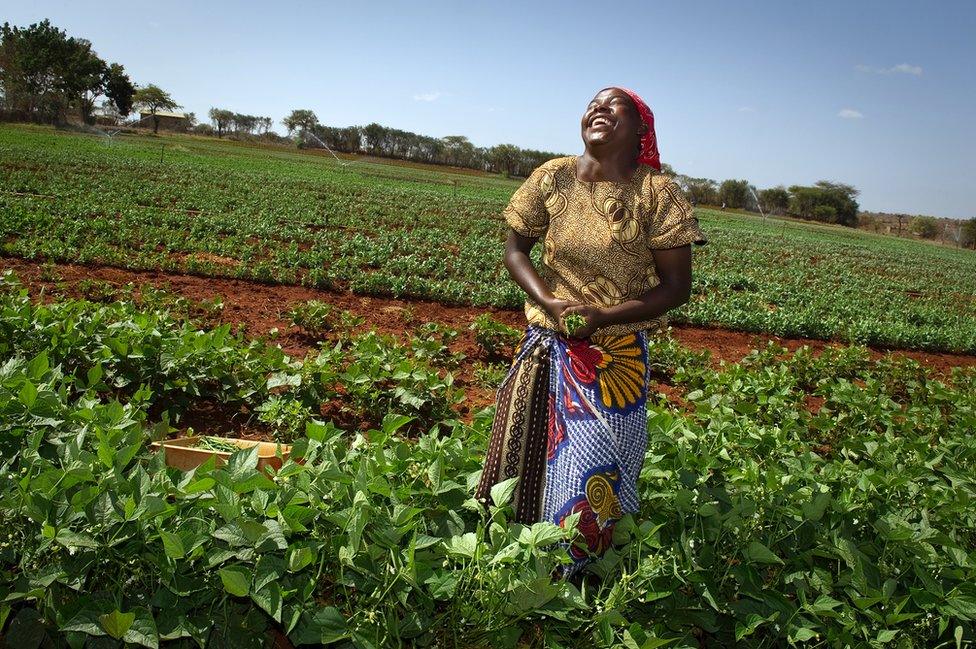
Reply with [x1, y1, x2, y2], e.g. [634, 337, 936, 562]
[474, 323, 651, 580]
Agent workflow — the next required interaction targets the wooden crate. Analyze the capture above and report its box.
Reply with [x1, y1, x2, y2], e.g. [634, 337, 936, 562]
[150, 436, 293, 473]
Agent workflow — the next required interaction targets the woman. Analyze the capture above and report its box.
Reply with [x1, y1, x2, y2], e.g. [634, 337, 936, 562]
[474, 86, 708, 583]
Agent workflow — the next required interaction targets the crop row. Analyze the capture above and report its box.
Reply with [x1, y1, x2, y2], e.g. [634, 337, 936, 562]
[1, 124, 975, 353]
[2, 270, 976, 647]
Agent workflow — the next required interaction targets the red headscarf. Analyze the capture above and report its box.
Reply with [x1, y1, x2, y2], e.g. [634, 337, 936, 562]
[613, 86, 661, 171]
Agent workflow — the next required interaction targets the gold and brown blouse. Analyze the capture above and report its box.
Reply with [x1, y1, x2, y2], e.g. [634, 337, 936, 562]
[503, 155, 708, 337]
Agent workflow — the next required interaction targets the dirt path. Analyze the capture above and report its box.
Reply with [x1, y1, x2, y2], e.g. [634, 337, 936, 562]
[4, 256, 975, 427]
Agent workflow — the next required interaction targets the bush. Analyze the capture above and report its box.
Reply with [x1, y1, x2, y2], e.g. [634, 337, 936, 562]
[469, 313, 522, 360]
[285, 299, 336, 337]
[910, 215, 938, 239]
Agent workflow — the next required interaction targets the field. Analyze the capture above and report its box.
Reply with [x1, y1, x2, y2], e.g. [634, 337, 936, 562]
[2, 124, 975, 353]
[2, 123, 976, 648]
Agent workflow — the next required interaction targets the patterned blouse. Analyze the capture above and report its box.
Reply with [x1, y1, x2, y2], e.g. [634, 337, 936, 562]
[504, 155, 708, 337]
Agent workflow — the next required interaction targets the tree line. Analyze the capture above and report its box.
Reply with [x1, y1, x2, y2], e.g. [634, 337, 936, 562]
[675, 176, 861, 227]
[278, 109, 562, 177]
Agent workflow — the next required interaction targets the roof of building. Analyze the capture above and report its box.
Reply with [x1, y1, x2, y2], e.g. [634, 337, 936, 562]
[138, 109, 187, 119]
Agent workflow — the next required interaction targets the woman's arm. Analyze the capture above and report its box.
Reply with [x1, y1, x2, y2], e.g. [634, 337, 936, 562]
[561, 244, 693, 337]
[504, 229, 578, 322]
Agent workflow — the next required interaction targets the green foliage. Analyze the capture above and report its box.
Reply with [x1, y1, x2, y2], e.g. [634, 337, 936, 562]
[131, 84, 180, 133]
[962, 218, 976, 249]
[0, 19, 133, 123]
[473, 361, 508, 388]
[1, 125, 975, 354]
[718, 179, 751, 209]
[3, 272, 976, 646]
[757, 186, 790, 214]
[410, 321, 466, 368]
[563, 313, 587, 337]
[911, 215, 939, 239]
[285, 299, 336, 337]
[469, 313, 522, 360]
[255, 396, 313, 443]
[788, 180, 860, 226]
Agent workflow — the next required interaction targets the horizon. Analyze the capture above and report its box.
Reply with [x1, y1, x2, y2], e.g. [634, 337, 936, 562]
[6, 0, 975, 219]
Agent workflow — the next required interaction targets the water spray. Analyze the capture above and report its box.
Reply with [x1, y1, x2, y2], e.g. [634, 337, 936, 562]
[748, 186, 766, 222]
[302, 130, 351, 167]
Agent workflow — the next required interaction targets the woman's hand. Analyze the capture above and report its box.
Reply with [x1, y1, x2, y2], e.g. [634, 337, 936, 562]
[559, 304, 606, 338]
[543, 298, 578, 324]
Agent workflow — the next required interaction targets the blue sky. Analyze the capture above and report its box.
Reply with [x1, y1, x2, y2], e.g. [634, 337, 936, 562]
[8, 1, 976, 218]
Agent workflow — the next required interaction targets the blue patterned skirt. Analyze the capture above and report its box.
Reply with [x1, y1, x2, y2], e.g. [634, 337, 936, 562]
[475, 323, 651, 580]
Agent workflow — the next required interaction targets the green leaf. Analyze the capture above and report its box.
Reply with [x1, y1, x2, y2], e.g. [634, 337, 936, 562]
[27, 351, 49, 380]
[425, 570, 459, 600]
[287, 546, 316, 572]
[252, 583, 283, 622]
[381, 413, 414, 434]
[226, 444, 260, 477]
[5, 607, 46, 649]
[98, 610, 135, 639]
[490, 477, 519, 508]
[743, 540, 784, 565]
[790, 628, 818, 642]
[19, 380, 37, 408]
[159, 530, 185, 559]
[290, 607, 349, 646]
[184, 477, 216, 494]
[267, 372, 302, 389]
[875, 629, 898, 643]
[56, 529, 99, 549]
[254, 554, 286, 592]
[123, 607, 160, 649]
[519, 521, 565, 548]
[444, 532, 477, 558]
[219, 565, 252, 597]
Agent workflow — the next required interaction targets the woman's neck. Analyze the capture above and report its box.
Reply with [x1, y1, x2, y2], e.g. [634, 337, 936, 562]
[576, 149, 640, 183]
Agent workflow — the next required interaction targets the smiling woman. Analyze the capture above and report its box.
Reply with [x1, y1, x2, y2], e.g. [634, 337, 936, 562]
[474, 86, 707, 585]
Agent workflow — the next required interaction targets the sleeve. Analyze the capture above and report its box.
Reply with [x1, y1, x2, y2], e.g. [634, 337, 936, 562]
[503, 166, 550, 238]
[646, 177, 708, 249]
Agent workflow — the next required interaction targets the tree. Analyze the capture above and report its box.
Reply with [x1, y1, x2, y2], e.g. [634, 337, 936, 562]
[718, 179, 751, 209]
[487, 143, 522, 177]
[362, 122, 387, 155]
[283, 109, 318, 139]
[208, 108, 233, 138]
[960, 218, 976, 250]
[910, 216, 938, 239]
[758, 186, 789, 215]
[62, 37, 107, 123]
[1, 20, 88, 122]
[0, 21, 135, 125]
[132, 84, 180, 133]
[103, 63, 134, 117]
[676, 176, 718, 206]
[787, 181, 860, 226]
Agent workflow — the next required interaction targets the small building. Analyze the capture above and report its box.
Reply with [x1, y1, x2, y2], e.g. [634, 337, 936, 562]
[139, 109, 189, 132]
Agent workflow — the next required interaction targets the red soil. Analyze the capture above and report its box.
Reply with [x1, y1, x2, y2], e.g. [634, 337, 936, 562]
[4, 256, 975, 431]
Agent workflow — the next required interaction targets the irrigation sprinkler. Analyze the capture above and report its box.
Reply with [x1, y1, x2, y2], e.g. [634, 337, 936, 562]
[302, 131, 351, 167]
[748, 186, 766, 223]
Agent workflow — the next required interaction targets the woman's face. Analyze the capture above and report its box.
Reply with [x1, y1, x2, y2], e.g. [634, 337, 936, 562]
[580, 87, 645, 151]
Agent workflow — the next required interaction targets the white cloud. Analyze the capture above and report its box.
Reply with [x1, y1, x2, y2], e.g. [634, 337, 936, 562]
[855, 63, 923, 76]
[891, 63, 923, 76]
[737, 106, 755, 113]
[838, 108, 864, 119]
[412, 91, 443, 102]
